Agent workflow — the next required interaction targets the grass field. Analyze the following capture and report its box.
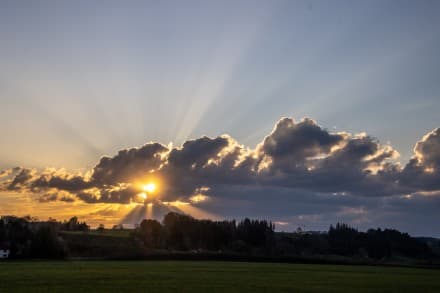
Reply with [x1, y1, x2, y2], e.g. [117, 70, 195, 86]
[0, 261, 439, 292]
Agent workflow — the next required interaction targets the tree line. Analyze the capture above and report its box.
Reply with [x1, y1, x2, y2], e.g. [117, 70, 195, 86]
[0, 214, 437, 261]
[0, 216, 88, 258]
[132, 212, 275, 254]
[132, 215, 434, 260]
[275, 223, 432, 260]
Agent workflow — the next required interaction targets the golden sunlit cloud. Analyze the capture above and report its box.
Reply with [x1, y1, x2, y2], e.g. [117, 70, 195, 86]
[190, 194, 208, 203]
[162, 200, 190, 207]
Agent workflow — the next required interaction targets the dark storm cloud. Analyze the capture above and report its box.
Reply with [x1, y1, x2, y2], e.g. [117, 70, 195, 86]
[0, 117, 438, 208]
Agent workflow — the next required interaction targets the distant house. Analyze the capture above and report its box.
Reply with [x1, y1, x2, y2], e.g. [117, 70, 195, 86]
[0, 248, 10, 259]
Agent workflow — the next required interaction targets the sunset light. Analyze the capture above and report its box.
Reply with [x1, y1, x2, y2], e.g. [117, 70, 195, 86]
[0, 2, 439, 290]
[139, 192, 147, 200]
[142, 183, 156, 193]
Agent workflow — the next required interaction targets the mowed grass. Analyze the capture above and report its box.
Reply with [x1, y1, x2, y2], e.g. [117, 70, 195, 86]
[0, 261, 439, 292]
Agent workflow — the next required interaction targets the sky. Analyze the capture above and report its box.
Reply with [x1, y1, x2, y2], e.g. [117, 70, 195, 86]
[1, 0, 440, 236]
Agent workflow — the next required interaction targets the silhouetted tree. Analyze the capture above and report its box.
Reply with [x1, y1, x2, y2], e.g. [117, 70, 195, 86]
[97, 224, 105, 232]
[30, 224, 66, 259]
[61, 217, 89, 231]
[137, 219, 163, 248]
[236, 218, 275, 252]
[328, 223, 361, 255]
[0, 216, 32, 257]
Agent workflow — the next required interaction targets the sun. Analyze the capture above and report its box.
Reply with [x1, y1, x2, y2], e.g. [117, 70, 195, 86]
[142, 183, 156, 193]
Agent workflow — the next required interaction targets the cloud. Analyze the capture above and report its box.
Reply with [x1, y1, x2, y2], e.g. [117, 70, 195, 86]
[400, 128, 440, 190]
[90, 142, 168, 186]
[5, 168, 36, 190]
[38, 190, 76, 203]
[260, 117, 346, 172]
[0, 117, 438, 214]
[253, 118, 402, 197]
[76, 186, 139, 204]
[32, 173, 91, 192]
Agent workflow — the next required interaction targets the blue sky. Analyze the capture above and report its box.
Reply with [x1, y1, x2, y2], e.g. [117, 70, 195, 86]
[1, 0, 439, 169]
[1, 1, 440, 235]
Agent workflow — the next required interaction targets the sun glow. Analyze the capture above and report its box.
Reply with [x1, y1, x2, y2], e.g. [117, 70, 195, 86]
[142, 183, 156, 193]
[139, 192, 147, 200]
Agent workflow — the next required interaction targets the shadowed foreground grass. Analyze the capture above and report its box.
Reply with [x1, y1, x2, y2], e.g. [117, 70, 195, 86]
[0, 261, 439, 292]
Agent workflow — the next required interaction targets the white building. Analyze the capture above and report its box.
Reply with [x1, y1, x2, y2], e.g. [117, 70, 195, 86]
[0, 249, 10, 259]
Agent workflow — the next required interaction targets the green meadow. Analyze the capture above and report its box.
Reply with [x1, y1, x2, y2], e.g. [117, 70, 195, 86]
[0, 261, 439, 292]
